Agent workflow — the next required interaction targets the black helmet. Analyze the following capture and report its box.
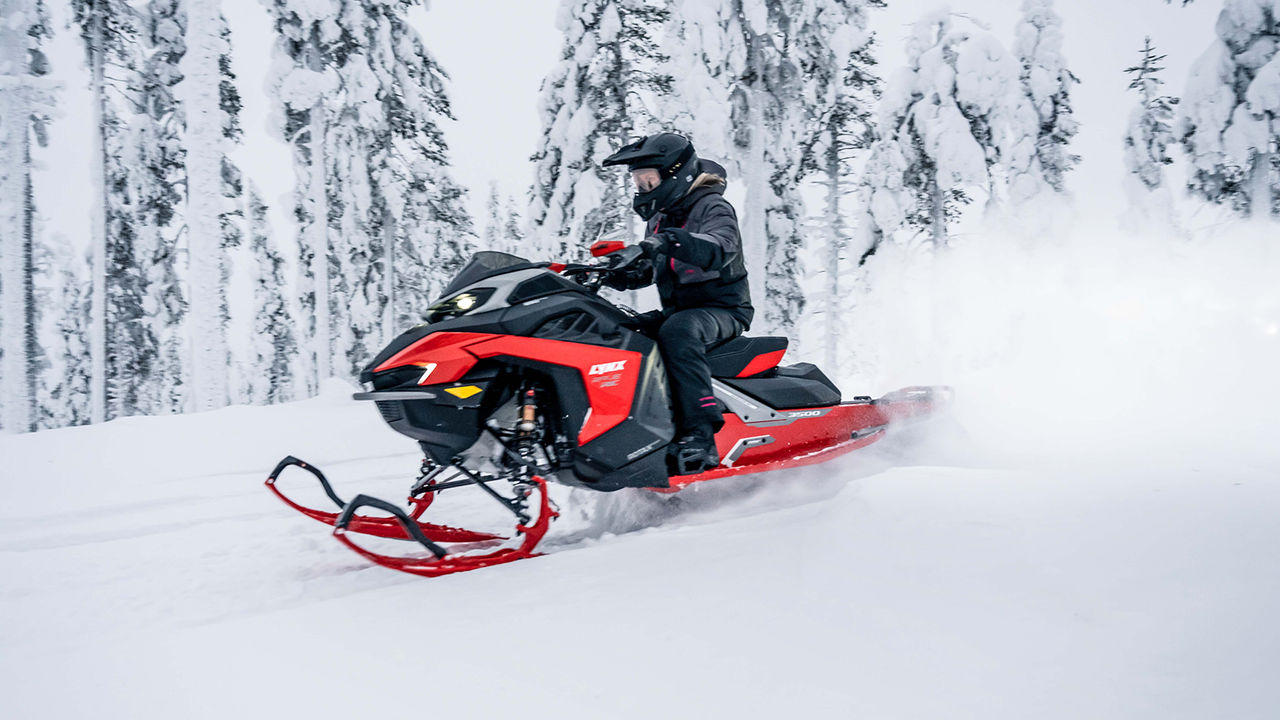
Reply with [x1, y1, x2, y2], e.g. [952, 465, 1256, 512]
[603, 133, 700, 220]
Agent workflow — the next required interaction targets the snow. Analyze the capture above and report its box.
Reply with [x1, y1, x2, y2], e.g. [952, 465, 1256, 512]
[5, 212, 1280, 717]
[2, 370, 1277, 718]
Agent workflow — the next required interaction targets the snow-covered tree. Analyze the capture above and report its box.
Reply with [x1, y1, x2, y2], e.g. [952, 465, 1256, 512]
[266, 0, 471, 381]
[128, 0, 187, 416]
[860, 9, 1022, 245]
[793, 0, 883, 370]
[503, 194, 528, 256]
[366, 2, 473, 343]
[73, 0, 164, 422]
[245, 184, 296, 405]
[659, 0, 886, 337]
[264, 0, 335, 392]
[483, 183, 503, 250]
[1124, 37, 1180, 203]
[529, 0, 671, 263]
[0, 0, 53, 433]
[1011, 0, 1079, 201]
[1179, 0, 1280, 219]
[33, 241, 92, 430]
[659, 1, 796, 335]
[482, 182, 530, 258]
[180, 0, 239, 411]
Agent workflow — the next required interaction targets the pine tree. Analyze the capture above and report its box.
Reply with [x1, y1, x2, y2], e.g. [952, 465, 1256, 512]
[246, 184, 296, 405]
[529, 0, 671, 263]
[0, 0, 53, 433]
[130, 0, 187, 415]
[264, 0, 334, 392]
[73, 0, 168, 421]
[503, 193, 527, 256]
[33, 242, 93, 430]
[660, 0, 885, 337]
[1179, 0, 1280, 219]
[367, 1, 473, 342]
[1124, 38, 1179, 195]
[860, 9, 1021, 245]
[792, 0, 883, 370]
[481, 184, 528, 258]
[266, 0, 471, 382]
[179, 0, 240, 410]
[1011, 0, 1079, 201]
[482, 182, 504, 251]
[659, 0, 791, 335]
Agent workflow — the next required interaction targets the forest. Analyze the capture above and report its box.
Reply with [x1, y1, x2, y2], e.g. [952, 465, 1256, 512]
[1, 0, 1276, 434]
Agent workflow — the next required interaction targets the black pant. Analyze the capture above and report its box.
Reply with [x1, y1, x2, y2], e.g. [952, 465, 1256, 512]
[632, 308, 742, 433]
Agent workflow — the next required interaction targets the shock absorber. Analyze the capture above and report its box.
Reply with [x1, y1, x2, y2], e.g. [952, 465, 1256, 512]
[509, 386, 541, 472]
[517, 388, 538, 436]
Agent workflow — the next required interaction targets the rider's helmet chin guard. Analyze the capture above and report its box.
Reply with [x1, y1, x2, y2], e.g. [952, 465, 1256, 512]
[603, 133, 701, 220]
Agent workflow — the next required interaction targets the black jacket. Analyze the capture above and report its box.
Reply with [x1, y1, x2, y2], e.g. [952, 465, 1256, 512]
[609, 169, 754, 329]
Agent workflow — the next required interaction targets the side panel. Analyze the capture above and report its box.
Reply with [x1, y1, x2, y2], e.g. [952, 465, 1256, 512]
[467, 336, 642, 444]
[571, 343, 674, 491]
[662, 402, 889, 490]
[374, 331, 642, 444]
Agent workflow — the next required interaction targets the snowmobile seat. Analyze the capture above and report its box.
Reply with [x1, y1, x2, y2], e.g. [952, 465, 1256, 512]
[707, 336, 788, 378]
[719, 362, 843, 409]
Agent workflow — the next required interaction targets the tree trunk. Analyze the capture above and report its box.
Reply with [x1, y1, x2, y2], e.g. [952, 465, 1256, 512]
[306, 40, 330, 386]
[824, 151, 843, 376]
[0, 0, 33, 432]
[183, 0, 229, 411]
[742, 83, 768, 329]
[89, 0, 107, 424]
[382, 207, 394, 340]
[309, 103, 330, 384]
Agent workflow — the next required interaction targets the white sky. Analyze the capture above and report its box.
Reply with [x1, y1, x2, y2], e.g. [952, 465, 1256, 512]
[411, 0, 561, 222]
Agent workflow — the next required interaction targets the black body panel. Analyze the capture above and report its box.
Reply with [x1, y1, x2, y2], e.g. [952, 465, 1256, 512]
[360, 269, 673, 489]
[360, 287, 635, 384]
[367, 367, 510, 464]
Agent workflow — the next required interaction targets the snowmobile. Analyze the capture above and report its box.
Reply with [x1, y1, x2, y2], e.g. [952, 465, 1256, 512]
[266, 243, 949, 577]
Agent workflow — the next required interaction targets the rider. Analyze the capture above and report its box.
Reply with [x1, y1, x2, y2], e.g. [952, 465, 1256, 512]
[602, 132, 753, 474]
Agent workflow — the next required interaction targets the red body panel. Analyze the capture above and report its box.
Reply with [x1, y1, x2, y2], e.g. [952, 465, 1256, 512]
[663, 391, 945, 490]
[375, 331, 643, 444]
[736, 349, 787, 378]
[661, 403, 883, 489]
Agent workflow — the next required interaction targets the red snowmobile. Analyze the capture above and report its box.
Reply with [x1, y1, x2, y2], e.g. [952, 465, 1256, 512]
[267, 244, 949, 577]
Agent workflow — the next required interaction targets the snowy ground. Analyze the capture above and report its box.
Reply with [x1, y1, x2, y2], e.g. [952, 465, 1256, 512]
[2, 377, 1277, 719]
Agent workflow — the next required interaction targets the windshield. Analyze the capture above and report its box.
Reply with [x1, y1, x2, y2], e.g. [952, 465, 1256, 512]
[441, 251, 538, 296]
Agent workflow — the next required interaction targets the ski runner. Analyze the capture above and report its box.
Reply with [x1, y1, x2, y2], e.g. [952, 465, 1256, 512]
[601, 133, 753, 474]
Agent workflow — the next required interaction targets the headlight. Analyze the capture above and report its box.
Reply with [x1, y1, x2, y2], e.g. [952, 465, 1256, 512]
[424, 287, 496, 324]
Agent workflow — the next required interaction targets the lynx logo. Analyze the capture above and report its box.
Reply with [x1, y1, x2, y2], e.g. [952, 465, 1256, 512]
[588, 360, 627, 375]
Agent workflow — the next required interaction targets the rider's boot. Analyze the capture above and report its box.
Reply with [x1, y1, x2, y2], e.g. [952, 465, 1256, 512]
[671, 424, 720, 475]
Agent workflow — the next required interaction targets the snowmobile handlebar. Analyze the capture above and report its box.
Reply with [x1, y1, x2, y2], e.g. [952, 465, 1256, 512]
[335, 494, 450, 559]
[557, 245, 645, 292]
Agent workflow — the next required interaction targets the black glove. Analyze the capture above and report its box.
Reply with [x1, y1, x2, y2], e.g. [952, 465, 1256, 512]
[607, 244, 645, 269]
[639, 233, 669, 259]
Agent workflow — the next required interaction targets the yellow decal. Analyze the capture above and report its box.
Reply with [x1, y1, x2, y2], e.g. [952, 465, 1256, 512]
[445, 385, 483, 399]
